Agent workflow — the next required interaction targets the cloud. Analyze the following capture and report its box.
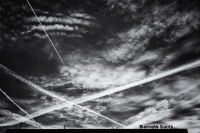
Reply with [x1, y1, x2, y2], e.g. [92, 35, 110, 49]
[26, 16, 73, 24]
[60, 60, 145, 89]
[31, 24, 74, 31]
[123, 99, 176, 125]
[70, 13, 96, 20]
[124, 110, 173, 128]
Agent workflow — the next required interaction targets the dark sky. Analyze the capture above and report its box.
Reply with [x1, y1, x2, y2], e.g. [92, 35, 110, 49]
[1, 0, 200, 131]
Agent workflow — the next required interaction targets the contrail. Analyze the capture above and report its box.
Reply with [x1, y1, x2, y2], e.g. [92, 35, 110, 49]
[72, 59, 200, 103]
[0, 63, 124, 127]
[2, 58, 200, 126]
[26, 0, 64, 65]
[0, 88, 42, 129]
[0, 109, 56, 129]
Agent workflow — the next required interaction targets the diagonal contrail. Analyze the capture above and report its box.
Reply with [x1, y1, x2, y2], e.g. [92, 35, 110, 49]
[0, 109, 55, 129]
[26, 0, 64, 65]
[2, 58, 200, 127]
[0, 63, 124, 127]
[1, 58, 200, 127]
[0, 88, 42, 129]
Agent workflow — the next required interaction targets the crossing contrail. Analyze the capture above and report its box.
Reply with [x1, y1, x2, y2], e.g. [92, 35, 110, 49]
[0, 88, 42, 129]
[2, 58, 200, 127]
[0, 63, 124, 127]
[26, 0, 64, 65]
[0, 109, 56, 129]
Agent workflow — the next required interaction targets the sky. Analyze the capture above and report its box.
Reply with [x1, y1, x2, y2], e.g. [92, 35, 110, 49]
[0, 0, 200, 132]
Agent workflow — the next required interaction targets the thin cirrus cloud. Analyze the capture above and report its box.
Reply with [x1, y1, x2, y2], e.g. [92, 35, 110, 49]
[26, 16, 97, 27]
[22, 16, 97, 37]
[70, 13, 96, 20]
[60, 61, 146, 89]
[31, 24, 74, 31]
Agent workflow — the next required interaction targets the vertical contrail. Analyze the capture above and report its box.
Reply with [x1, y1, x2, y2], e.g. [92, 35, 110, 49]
[26, 0, 64, 65]
[0, 88, 42, 129]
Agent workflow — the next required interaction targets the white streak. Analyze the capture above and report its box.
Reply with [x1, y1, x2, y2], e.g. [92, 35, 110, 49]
[73, 59, 200, 103]
[26, 16, 96, 27]
[1, 59, 200, 127]
[0, 63, 124, 127]
[0, 88, 42, 129]
[70, 13, 95, 19]
[26, 0, 64, 65]
[31, 24, 74, 31]
[0, 109, 55, 129]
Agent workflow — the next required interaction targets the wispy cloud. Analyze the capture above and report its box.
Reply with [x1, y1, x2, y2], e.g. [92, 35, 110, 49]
[61, 62, 145, 89]
[123, 99, 176, 128]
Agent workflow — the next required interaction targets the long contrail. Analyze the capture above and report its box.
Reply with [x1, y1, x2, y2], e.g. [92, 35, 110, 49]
[0, 88, 42, 129]
[1, 58, 200, 127]
[26, 0, 64, 65]
[2, 58, 200, 127]
[0, 63, 124, 127]
[0, 109, 55, 129]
